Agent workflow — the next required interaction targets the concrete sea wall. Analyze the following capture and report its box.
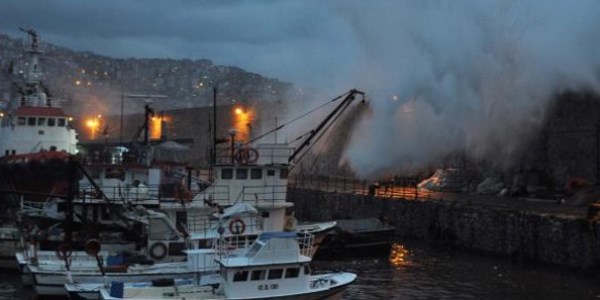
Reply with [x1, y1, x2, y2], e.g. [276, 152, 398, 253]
[289, 188, 600, 270]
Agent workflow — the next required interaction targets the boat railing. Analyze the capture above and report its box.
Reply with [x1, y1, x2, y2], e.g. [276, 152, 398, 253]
[187, 214, 262, 239]
[297, 231, 314, 258]
[76, 183, 229, 205]
[193, 185, 231, 204]
[235, 185, 287, 206]
[214, 234, 258, 257]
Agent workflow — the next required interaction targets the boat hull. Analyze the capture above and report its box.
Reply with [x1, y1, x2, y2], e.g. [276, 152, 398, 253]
[32, 268, 194, 297]
[100, 284, 349, 300]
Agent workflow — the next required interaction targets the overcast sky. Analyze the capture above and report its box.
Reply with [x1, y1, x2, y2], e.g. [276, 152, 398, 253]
[3, 1, 600, 177]
[0, 0, 360, 88]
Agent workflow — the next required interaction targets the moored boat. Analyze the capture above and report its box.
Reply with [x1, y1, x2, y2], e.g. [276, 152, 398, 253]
[98, 231, 356, 300]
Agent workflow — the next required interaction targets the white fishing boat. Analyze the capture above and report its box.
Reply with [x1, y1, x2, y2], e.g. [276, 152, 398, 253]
[20, 82, 360, 298]
[0, 28, 79, 269]
[98, 231, 356, 300]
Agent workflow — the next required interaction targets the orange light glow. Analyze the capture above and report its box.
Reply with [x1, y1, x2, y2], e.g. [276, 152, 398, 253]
[86, 118, 100, 140]
[150, 116, 163, 140]
[389, 243, 410, 267]
[86, 119, 98, 128]
[233, 106, 253, 142]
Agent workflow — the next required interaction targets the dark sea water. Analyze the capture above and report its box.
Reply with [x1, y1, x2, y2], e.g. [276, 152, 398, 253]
[314, 240, 600, 300]
[4, 240, 600, 300]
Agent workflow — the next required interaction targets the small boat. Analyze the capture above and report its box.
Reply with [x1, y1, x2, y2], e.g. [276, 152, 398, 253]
[98, 231, 356, 300]
[315, 217, 396, 259]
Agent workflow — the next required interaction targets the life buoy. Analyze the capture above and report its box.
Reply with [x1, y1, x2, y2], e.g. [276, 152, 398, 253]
[56, 243, 73, 260]
[149, 242, 168, 260]
[229, 218, 246, 235]
[235, 148, 259, 165]
[245, 148, 259, 164]
[85, 239, 102, 257]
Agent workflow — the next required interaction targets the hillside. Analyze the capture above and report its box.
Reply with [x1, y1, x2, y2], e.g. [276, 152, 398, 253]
[0, 33, 295, 118]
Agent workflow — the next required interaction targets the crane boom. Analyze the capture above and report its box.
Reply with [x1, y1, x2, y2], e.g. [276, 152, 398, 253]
[288, 89, 365, 164]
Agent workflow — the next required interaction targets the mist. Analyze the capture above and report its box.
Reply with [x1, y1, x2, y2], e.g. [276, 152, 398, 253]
[3, 1, 600, 178]
[336, 1, 600, 178]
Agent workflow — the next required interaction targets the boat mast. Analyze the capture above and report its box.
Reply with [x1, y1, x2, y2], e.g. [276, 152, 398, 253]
[18, 27, 49, 108]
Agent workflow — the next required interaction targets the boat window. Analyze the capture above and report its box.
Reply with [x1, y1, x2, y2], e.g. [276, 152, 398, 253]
[48, 118, 56, 127]
[250, 270, 266, 281]
[268, 269, 283, 280]
[233, 270, 249, 282]
[57, 118, 66, 127]
[285, 267, 300, 278]
[27, 117, 36, 126]
[304, 264, 311, 275]
[280, 168, 289, 179]
[267, 169, 275, 176]
[198, 239, 212, 248]
[105, 168, 125, 180]
[236, 168, 248, 179]
[250, 168, 262, 179]
[37, 118, 46, 126]
[17, 117, 26, 126]
[221, 168, 233, 180]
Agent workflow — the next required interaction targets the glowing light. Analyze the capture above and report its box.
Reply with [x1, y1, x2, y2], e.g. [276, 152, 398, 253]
[150, 116, 163, 140]
[75, 80, 81, 86]
[68, 117, 73, 122]
[233, 106, 253, 142]
[389, 243, 410, 267]
[0, 112, 4, 118]
[86, 117, 101, 140]
[86, 119, 98, 128]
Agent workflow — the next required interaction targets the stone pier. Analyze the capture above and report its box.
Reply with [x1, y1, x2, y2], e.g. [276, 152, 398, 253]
[288, 188, 600, 270]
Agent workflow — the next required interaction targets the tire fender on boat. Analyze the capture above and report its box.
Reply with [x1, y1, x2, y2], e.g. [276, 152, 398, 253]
[229, 218, 246, 235]
[85, 239, 102, 256]
[56, 243, 73, 260]
[149, 242, 168, 260]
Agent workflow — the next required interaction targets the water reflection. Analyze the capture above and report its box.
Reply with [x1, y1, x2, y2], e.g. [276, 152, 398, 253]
[313, 240, 600, 300]
[389, 243, 410, 267]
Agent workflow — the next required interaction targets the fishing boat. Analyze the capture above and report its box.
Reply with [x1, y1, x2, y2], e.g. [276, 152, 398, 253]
[0, 28, 78, 268]
[315, 217, 396, 259]
[98, 231, 356, 300]
[62, 143, 336, 299]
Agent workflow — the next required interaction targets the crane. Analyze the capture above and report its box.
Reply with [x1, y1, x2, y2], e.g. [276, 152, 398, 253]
[288, 89, 365, 164]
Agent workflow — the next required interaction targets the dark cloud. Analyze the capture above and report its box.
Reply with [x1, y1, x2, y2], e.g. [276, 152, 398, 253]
[0, 0, 353, 86]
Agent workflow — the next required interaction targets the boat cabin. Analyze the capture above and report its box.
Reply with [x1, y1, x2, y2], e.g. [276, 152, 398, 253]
[215, 231, 314, 299]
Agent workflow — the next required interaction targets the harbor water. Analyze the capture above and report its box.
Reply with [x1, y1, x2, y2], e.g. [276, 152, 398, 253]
[4, 240, 599, 300]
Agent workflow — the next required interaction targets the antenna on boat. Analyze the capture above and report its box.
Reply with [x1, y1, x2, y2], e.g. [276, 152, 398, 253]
[120, 93, 167, 146]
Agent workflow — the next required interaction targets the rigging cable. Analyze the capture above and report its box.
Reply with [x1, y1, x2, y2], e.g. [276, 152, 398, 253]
[244, 90, 353, 146]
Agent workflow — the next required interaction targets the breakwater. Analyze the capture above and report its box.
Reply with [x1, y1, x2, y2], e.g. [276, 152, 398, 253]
[288, 187, 600, 270]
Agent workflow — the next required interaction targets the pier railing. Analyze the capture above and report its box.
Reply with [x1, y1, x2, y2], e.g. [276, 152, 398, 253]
[288, 173, 442, 201]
